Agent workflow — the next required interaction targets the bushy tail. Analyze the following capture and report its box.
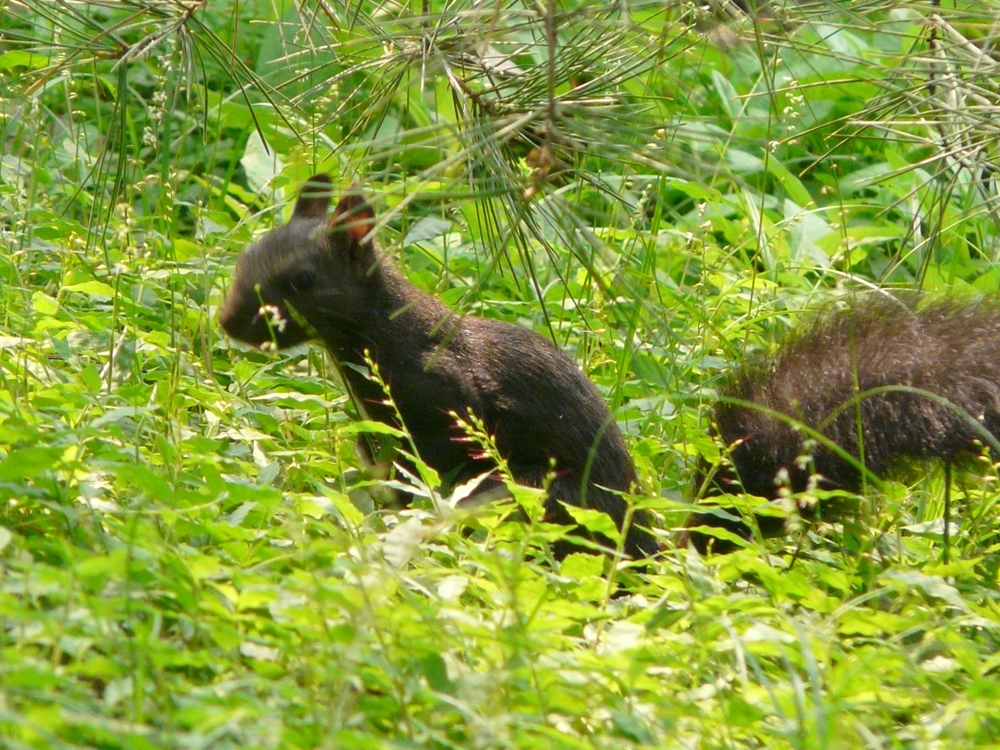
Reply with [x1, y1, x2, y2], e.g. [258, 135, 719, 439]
[686, 294, 1000, 552]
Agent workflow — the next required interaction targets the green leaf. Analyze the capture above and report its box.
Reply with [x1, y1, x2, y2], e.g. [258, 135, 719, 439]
[241, 129, 285, 194]
[0, 446, 64, 480]
[0, 51, 47, 70]
[63, 280, 116, 297]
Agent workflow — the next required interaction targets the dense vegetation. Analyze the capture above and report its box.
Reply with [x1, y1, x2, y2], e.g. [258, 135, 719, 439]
[3, 1, 1000, 747]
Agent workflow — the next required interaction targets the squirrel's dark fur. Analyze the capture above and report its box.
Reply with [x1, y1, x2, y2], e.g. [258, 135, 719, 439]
[219, 174, 658, 559]
[686, 294, 1000, 552]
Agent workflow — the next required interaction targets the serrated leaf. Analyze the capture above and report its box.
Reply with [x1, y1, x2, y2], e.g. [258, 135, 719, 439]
[563, 503, 619, 541]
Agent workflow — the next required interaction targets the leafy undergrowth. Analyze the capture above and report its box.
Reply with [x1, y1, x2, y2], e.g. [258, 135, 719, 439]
[5, 0, 1000, 748]
[6, 333, 1000, 749]
[4, 195, 1000, 749]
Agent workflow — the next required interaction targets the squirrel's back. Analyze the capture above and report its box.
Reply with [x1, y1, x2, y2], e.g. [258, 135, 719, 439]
[689, 294, 1000, 549]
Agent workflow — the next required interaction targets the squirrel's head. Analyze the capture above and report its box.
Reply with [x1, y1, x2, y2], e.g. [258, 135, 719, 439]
[219, 173, 378, 350]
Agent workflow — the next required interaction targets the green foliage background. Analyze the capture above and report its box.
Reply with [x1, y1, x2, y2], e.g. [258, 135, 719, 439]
[3, 1, 1000, 747]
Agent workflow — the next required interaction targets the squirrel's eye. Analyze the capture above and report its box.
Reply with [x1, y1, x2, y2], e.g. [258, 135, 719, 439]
[284, 270, 317, 294]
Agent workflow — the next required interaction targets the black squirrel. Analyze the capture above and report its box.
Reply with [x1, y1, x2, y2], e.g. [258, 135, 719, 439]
[685, 294, 1000, 552]
[219, 174, 659, 559]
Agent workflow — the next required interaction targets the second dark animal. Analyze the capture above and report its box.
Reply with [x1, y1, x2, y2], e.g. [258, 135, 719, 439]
[219, 174, 659, 559]
[685, 294, 1000, 552]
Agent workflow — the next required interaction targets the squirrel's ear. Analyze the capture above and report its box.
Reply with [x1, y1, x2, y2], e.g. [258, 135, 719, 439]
[292, 174, 333, 220]
[331, 188, 376, 245]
